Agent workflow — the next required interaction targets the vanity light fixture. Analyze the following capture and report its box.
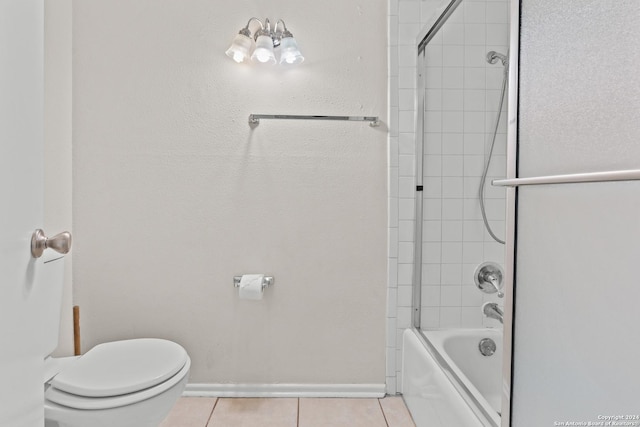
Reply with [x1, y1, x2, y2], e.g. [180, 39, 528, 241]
[225, 18, 304, 65]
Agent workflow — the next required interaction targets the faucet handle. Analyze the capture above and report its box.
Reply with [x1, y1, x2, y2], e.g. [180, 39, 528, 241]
[474, 262, 504, 297]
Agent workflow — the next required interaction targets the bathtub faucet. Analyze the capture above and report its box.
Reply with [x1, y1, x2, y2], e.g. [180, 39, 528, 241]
[482, 302, 503, 324]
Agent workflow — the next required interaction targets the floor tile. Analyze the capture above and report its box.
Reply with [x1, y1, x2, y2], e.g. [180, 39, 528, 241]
[207, 398, 298, 427]
[298, 398, 387, 427]
[379, 396, 416, 427]
[160, 397, 217, 427]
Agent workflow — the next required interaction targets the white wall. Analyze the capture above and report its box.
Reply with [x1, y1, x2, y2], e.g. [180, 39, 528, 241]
[72, 0, 387, 386]
[44, 0, 73, 357]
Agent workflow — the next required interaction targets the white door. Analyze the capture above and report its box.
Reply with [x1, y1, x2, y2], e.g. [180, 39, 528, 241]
[0, 0, 46, 425]
[511, 0, 640, 424]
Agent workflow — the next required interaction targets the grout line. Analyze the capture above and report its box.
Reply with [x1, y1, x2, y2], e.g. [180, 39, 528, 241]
[205, 397, 221, 426]
[378, 398, 390, 427]
[296, 397, 300, 427]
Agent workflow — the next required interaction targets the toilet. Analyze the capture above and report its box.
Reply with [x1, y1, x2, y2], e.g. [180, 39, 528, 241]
[39, 253, 190, 427]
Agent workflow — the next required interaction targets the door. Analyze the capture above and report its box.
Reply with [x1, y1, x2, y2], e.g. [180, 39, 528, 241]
[0, 0, 46, 425]
[510, 0, 640, 424]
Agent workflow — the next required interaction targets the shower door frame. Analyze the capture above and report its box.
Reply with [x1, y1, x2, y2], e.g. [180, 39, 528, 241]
[411, 0, 464, 335]
[411, 0, 521, 426]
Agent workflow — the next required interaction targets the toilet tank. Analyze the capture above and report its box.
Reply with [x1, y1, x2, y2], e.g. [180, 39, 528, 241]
[34, 252, 66, 357]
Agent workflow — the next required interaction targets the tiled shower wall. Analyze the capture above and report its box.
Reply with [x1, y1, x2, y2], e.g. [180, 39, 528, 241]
[387, 0, 509, 394]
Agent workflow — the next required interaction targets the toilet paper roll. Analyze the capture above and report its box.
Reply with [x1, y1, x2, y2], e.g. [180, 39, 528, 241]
[238, 274, 264, 300]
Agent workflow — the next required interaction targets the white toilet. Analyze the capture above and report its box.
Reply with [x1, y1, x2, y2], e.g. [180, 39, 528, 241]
[39, 253, 190, 427]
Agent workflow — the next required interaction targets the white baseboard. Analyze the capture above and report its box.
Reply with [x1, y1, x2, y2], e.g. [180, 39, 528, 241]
[184, 383, 386, 398]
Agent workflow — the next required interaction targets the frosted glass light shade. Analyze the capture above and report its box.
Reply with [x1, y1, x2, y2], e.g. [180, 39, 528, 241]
[251, 35, 276, 64]
[225, 33, 254, 63]
[278, 36, 304, 65]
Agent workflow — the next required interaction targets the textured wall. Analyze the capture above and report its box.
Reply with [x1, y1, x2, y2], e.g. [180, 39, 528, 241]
[73, 0, 387, 384]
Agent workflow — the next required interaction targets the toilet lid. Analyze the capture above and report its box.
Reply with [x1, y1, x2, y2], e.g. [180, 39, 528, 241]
[50, 338, 188, 397]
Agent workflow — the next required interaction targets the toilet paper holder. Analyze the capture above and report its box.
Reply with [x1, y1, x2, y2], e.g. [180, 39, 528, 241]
[233, 276, 274, 290]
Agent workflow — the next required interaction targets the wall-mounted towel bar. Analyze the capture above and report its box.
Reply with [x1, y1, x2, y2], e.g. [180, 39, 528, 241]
[248, 114, 380, 127]
[492, 169, 640, 187]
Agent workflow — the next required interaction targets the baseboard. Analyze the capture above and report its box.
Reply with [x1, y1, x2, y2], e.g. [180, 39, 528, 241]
[183, 383, 386, 398]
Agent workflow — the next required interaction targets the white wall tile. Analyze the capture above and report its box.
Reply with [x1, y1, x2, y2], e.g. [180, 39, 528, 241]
[441, 285, 462, 306]
[486, 23, 509, 45]
[462, 242, 484, 264]
[398, 176, 415, 198]
[440, 307, 462, 327]
[423, 195, 441, 217]
[464, 2, 486, 23]
[422, 177, 442, 199]
[399, 110, 415, 133]
[442, 155, 464, 176]
[398, 45, 417, 67]
[461, 307, 484, 327]
[399, 154, 415, 177]
[442, 89, 463, 111]
[442, 220, 464, 242]
[461, 285, 484, 306]
[398, 66, 417, 89]
[441, 263, 462, 284]
[398, 219, 414, 241]
[443, 45, 464, 67]
[398, 242, 414, 263]
[442, 133, 464, 155]
[464, 111, 486, 133]
[421, 285, 441, 307]
[423, 220, 442, 242]
[464, 23, 486, 45]
[425, 67, 443, 88]
[443, 112, 464, 133]
[464, 133, 486, 154]
[421, 307, 441, 329]
[423, 242, 442, 264]
[486, 2, 508, 24]
[442, 177, 464, 198]
[398, 0, 421, 23]
[397, 285, 413, 306]
[442, 198, 464, 220]
[463, 220, 485, 241]
[443, 23, 464, 45]
[388, 258, 398, 288]
[464, 67, 486, 89]
[464, 89, 486, 111]
[398, 263, 414, 285]
[398, 197, 415, 219]
[399, 132, 416, 155]
[441, 242, 463, 263]
[399, 88, 415, 111]
[422, 263, 441, 285]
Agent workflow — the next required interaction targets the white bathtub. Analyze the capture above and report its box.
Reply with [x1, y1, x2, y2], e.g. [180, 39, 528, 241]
[402, 328, 502, 427]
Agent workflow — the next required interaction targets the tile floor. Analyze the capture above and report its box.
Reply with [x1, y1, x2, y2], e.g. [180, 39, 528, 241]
[160, 397, 416, 427]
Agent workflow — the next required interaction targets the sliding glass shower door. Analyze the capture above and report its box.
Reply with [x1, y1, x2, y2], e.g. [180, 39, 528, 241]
[413, 0, 509, 332]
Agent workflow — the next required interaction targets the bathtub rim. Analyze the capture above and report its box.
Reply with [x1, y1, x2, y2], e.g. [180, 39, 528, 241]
[410, 327, 500, 427]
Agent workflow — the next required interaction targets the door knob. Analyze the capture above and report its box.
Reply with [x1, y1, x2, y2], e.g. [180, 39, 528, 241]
[31, 229, 72, 258]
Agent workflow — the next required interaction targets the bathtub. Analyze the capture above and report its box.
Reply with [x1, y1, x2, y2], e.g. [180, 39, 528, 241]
[402, 328, 502, 427]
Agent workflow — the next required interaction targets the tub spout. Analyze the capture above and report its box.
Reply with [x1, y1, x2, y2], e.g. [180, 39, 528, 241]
[482, 302, 504, 324]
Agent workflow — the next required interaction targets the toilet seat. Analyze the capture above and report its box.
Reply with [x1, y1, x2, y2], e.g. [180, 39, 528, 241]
[45, 338, 190, 410]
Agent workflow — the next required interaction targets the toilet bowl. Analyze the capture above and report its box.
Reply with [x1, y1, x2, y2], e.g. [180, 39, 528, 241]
[44, 338, 190, 427]
[37, 253, 189, 426]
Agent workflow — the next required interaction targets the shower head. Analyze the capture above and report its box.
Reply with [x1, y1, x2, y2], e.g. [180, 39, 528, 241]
[486, 51, 508, 67]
